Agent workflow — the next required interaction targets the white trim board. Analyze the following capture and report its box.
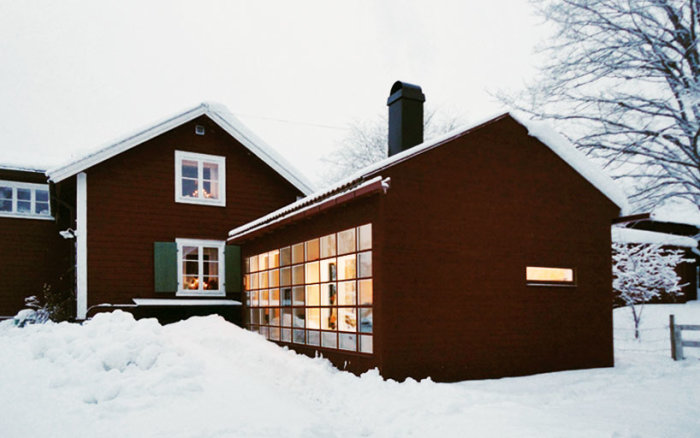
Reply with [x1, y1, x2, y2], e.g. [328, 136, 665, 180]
[45, 102, 314, 195]
[132, 298, 241, 306]
[76, 172, 88, 320]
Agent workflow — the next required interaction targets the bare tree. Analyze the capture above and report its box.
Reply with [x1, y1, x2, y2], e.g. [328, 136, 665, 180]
[321, 110, 463, 183]
[612, 242, 688, 339]
[501, 0, 700, 209]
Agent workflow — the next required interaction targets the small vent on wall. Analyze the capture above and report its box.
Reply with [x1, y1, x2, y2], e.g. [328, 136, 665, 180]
[195, 125, 206, 135]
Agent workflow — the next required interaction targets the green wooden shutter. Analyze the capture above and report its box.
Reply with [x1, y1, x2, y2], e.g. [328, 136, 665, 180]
[225, 245, 242, 293]
[154, 242, 178, 292]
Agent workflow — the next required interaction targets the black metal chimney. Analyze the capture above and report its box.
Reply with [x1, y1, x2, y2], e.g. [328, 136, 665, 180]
[387, 81, 425, 156]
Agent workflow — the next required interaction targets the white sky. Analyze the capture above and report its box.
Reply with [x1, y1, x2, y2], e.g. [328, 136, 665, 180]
[0, 0, 548, 186]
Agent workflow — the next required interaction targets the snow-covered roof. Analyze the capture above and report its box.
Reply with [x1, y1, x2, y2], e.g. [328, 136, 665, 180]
[45, 102, 314, 195]
[0, 163, 46, 174]
[509, 114, 630, 214]
[612, 227, 698, 248]
[228, 112, 628, 241]
[343, 112, 628, 212]
[228, 175, 390, 241]
[650, 199, 700, 228]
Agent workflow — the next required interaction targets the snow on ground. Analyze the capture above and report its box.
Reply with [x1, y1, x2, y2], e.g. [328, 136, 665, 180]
[1, 304, 700, 438]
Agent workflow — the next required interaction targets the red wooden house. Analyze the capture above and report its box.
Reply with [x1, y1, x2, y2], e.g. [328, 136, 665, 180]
[228, 82, 629, 381]
[0, 103, 312, 321]
[1, 82, 631, 382]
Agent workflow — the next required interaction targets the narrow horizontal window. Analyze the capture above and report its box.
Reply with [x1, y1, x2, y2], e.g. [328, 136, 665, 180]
[526, 266, 575, 285]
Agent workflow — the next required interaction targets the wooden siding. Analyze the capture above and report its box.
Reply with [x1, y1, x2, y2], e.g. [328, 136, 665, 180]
[0, 216, 70, 317]
[82, 115, 302, 313]
[0, 169, 71, 317]
[364, 116, 619, 381]
[239, 115, 620, 382]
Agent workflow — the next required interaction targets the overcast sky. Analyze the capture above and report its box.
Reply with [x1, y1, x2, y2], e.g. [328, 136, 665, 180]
[0, 0, 548, 186]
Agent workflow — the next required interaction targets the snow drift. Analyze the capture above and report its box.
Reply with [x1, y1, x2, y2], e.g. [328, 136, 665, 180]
[1, 306, 699, 437]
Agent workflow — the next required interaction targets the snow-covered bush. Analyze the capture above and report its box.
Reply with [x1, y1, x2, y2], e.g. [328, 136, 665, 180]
[13, 284, 75, 327]
[13, 295, 50, 327]
[612, 242, 689, 339]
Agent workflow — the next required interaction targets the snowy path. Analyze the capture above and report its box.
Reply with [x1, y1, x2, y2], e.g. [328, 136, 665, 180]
[1, 304, 699, 437]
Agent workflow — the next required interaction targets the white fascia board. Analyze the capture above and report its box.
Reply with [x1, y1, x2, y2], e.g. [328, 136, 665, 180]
[0, 164, 47, 173]
[47, 105, 207, 183]
[228, 175, 387, 240]
[205, 106, 314, 195]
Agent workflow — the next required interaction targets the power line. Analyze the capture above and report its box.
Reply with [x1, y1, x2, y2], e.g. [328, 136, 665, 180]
[232, 113, 348, 131]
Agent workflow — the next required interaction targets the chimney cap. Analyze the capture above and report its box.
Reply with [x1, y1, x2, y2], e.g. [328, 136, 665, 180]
[387, 81, 426, 105]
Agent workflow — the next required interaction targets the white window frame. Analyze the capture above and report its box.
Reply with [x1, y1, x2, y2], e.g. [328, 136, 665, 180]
[176, 238, 226, 297]
[0, 179, 52, 220]
[174, 151, 226, 207]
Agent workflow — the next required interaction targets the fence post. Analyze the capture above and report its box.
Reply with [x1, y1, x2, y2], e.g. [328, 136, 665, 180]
[670, 314, 684, 361]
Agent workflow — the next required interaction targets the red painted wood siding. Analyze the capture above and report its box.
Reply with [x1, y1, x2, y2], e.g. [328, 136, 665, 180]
[365, 116, 619, 381]
[83, 115, 302, 309]
[0, 217, 69, 317]
[239, 115, 620, 382]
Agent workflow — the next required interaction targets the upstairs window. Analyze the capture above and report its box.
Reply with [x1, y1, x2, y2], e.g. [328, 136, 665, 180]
[175, 151, 226, 206]
[0, 180, 51, 220]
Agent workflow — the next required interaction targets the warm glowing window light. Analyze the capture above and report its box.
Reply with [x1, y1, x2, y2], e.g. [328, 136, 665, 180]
[244, 223, 373, 354]
[526, 267, 574, 284]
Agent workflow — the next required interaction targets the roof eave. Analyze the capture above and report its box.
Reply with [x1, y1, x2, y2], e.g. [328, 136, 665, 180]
[46, 104, 208, 183]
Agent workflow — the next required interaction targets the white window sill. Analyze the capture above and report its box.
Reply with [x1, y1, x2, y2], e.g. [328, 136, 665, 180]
[175, 197, 226, 207]
[176, 291, 227, 297]
[0, 212, 54, 221]
[134, 298, 240, 306]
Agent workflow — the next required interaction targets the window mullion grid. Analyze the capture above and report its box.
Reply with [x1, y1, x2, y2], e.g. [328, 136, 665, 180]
[12, 187, 17, 213]
[197, 161, 204, 200]
[198, 245, 204, 292]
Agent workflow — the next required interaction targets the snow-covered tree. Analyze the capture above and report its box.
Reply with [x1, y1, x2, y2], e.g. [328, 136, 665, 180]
[612, 242, 688, 338]
[502, 0, 700, 209]
[321, 110, 463, 183]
